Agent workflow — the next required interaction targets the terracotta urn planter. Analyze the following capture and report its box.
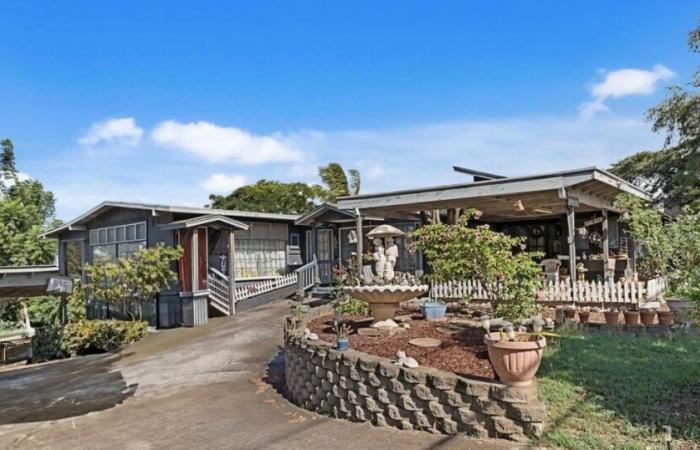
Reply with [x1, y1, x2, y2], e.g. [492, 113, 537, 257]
[564, 308, 577, 320]
[639, 310, 656, 325]
[484, 332, 546, 387]
[623, 310, 640, 324]
[603, 310, 619, 324]
[578, 310, 591, 324]
[657, 310, 674, 326]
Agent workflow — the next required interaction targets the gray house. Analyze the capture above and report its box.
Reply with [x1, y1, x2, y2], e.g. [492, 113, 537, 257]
[42, 201, 315, 327]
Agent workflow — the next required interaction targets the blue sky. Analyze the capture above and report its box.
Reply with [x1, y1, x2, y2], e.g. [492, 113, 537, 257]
[1, 1, 698, 219]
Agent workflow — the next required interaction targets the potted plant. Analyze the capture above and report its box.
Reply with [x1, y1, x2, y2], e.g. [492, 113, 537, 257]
[421, 298, 447, 321]
[603, 308, 620, 324]
[335, 323, 351, 351]
[657, 310, 675, 326]
[563, 306, 577, 320]
[622, 307, 640, 324]
[578, 307, 591, 324]
[640, 308, 656, 325]
[484, 325, 548, 386]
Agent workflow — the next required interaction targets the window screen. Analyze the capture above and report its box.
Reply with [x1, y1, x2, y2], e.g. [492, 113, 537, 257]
[234, 239, 287, 278]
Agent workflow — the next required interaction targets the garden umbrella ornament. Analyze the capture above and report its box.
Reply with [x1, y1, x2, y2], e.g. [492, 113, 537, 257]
[367, 224, 405, 239]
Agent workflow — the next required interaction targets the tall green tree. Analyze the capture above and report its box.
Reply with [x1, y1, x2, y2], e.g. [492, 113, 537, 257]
[0, 139, 58, 266]
[318, 163, 360, 201]
[209, 179, 325, 214]
[610, 20, 700, 210]
[1, 139, 17, 195]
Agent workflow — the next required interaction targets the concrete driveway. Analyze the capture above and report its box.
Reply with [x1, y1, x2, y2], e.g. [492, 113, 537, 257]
[0, 300, 516, 449]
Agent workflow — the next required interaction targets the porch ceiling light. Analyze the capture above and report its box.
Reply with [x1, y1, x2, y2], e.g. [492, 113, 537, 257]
[513, 200, 525, 211]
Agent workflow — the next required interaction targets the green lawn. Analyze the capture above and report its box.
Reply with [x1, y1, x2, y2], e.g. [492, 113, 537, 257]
[537, 332, 700, 449]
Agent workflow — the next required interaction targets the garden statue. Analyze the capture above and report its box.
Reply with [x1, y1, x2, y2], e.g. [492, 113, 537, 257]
[372, 238, 386, 281]
[384, 238, 399, 282]
[344, 225, 429, 323]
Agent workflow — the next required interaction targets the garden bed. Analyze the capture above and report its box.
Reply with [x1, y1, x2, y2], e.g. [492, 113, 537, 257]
[308, 309, 495, 380]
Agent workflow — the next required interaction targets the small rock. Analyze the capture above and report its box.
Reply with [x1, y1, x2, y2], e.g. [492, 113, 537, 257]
[372, 319, 399, 329]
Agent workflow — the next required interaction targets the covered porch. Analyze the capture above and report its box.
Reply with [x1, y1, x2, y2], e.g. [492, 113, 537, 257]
[336, 167, 662, 305]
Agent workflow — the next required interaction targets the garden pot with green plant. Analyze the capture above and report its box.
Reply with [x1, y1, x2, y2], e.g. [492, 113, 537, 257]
[604, 309, 620, 324]
[421, 298, 447, 320]
[640, 309, 656, 325]
[334, 322, 351, 351]
[623, 308, 640, 324]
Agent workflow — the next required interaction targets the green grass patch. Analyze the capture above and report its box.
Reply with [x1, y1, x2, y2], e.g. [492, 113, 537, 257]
[537, 332, 700, 449]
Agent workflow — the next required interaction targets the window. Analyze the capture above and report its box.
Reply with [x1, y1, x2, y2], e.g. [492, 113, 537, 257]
[89, 221, 147, 263]
[64, 241, 83, 277]
[234, 239, 287, 278]
[92, 244, 117, 264]
[289, 233, 300, 247]
[118, 242, 146, 259]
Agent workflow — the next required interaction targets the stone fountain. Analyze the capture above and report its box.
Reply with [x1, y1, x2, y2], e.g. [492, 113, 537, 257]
[343, 225, 428, 322]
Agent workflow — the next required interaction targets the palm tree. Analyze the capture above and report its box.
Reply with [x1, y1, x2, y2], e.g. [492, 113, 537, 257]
[318, 163, 360, 201]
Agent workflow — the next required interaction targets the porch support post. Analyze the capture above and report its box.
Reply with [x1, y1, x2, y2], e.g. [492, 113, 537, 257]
[566, 194, 578, 303]
[355, 208, 363, 275]
[601, 209, 610, 282]
[228, 230, 236, 314]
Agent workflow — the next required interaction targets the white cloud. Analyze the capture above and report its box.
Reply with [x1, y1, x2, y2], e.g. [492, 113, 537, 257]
[48, 113, 662, 220]
[200, 173, 247, 193]
[580, 65, 674, 119]
[151, 120, 302, 164]
[78, 117, 144, 146]
[366, 165, 386, 180]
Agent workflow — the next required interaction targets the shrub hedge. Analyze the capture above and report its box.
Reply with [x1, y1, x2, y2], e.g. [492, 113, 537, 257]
[33, 319, 148, 361]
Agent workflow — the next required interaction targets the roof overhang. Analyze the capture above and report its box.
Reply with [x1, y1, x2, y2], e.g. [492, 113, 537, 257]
[337, 167, 652, 221]
[0, 265, 60, 299]
[159, 215, 249, 231]
[295, 203, 355, 226]
[42, 201, 299, 239]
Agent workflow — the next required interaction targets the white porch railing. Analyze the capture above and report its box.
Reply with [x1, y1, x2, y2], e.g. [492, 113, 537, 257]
[232, 272, 298, 303]
[430, 276, 668, 307]
[295, 257, 319, 296]
[207, 268, 231, 315]
[207, 261, 319, 315]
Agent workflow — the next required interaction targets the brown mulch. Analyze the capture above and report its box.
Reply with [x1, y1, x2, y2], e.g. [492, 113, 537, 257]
[308, 308, 496, 380]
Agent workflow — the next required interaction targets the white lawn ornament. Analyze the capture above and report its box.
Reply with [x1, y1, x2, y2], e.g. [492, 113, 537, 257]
[303, 328, 319, 341]
[384, 238, 399, 282]
[20, 305, 35, 338]
[395, 350, 419, 368]
[372, 238, 386, 281]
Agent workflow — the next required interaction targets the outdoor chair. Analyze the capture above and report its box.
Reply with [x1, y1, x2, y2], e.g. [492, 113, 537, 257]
[540, 258, 561, 284]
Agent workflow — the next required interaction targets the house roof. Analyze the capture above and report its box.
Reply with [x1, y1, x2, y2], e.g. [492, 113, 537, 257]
[336, 167, 652, 220]
[41, 201, 300, 238]
[158, 214, 249, 231]
[295, 203, 356, 226]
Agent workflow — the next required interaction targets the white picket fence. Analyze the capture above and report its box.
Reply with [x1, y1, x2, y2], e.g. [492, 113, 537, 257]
[232, 272, 298, 302]
[431, 276, 667, 307]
